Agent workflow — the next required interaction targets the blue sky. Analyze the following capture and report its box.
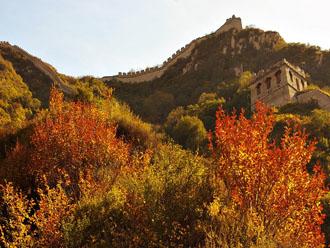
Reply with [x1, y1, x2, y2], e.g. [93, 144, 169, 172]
[1, 0, 329, 77]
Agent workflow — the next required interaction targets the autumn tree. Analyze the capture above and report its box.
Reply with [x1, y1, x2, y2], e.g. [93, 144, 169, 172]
[1, 88, 131, 247]
[208, 102, 326, 247]
[29, 88, 130, 187]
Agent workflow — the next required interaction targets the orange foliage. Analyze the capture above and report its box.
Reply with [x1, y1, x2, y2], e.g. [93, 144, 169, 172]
[0, 183, 34, 247]
[29, 88, 130, 185]
[209, 102, 326, 247]
[0, 181, 73, 248]
[33, 181, 72, 247]
[0, 142, 32, 189]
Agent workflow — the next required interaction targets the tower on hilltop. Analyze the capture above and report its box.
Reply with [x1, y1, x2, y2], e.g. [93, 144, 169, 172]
[215, 15, 243, 35]
[249, 59, 309, 111]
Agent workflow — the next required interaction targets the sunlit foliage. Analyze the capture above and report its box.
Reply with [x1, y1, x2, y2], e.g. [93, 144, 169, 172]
[29, 88, 130, 186]
[208, 102, 326, 247]
[0, 55, 39, 134]
[0, 90, 327, 247]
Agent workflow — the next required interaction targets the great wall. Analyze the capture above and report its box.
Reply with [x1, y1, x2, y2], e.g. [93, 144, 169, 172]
[101, 15, 243, 83]
[2, 25, 330, 113]
[295, 89, 330, 112]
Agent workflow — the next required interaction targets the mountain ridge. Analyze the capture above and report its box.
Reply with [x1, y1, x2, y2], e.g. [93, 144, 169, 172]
[102, 15, 243, 83]
[104, 23, 330, 123]
[0, 41, 72, 106]
[1, 17, 330, 125]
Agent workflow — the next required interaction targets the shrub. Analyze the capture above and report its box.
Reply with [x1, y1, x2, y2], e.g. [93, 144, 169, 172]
[0, 54, 40, 133]
[0, 181, 72, 248]
[63, 144, 212, 247]
[171, 116, 208, 152]
[28, 89, 130, 187]
[0, 183, 34, 248]
[104, 99, 160, 149]
[207, 102, 326, 247]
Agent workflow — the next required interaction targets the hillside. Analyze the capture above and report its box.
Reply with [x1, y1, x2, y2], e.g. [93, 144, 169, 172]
[0, 18, 330, 247]
[0, 42, 159, 155]
[104, 26, 330, 123]
[0, 53, 40, 132]
[0, 42, 71, 107]
[103, 21, 330, 186]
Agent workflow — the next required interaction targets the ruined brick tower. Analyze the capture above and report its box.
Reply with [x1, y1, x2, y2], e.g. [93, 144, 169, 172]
[215, 15, 243, 35]
[249, 59, 308, 111]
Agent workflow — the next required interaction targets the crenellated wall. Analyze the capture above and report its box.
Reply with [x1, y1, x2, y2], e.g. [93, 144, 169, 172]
[215, 15, 243, 35]
[102, 15, 243, 83]
[295, 89, 330, 111]
[0, 41, 10, 46]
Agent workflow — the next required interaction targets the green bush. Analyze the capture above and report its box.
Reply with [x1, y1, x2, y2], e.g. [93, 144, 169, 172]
[101, 98, 161, 149]
[63, 144, 212, 247]
[171, 116, 208, 152]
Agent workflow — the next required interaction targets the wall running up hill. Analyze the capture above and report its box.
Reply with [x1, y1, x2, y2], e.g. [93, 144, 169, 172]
[296, 89, 330, 112]
[102, 15, 242, 83]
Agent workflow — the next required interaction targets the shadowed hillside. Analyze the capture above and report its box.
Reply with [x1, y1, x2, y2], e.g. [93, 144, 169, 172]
[104, 27, 330, 123]
[0, 42, 70, 106]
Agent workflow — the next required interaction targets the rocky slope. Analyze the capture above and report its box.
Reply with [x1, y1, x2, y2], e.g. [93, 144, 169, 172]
[0, 42, 74, 107]
[104, 27, 330, 123]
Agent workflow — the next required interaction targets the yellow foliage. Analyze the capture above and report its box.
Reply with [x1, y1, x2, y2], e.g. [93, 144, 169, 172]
[0, 183, 34, 248]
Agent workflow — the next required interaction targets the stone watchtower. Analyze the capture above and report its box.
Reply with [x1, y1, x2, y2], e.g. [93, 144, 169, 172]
[249, 59, 308, 111]
[215, 15, 243, 35]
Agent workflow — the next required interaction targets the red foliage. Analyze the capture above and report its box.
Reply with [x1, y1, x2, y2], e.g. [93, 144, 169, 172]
[210, 102, 326, 247]
[29, 88, 130, 185]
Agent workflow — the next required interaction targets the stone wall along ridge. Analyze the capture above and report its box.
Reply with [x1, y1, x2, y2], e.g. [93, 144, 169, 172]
[102, 15, 243, 83]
